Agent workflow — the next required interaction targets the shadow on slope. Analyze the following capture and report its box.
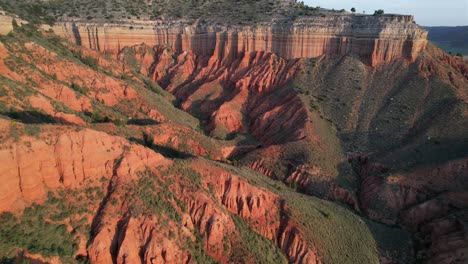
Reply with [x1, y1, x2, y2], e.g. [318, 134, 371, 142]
[1, 111, 57, 124]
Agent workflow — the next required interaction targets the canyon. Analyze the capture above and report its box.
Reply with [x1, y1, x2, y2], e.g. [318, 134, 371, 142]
[0, 1, 467, 263]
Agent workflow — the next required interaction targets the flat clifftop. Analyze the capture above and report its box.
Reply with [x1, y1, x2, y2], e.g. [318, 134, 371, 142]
[0, 0, 352, 25]
[52, 13, 428, 66]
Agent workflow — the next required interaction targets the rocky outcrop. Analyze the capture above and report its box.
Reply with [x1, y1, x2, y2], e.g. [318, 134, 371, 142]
[53, 14, 428, 66]
[417, 211, 468, 264]
[0, 14, 26, 35]
[128, 41, 305, 143]
[191, 160, 321, 263]
[351, 155, 468, 264]
[0, 122, 170, 212]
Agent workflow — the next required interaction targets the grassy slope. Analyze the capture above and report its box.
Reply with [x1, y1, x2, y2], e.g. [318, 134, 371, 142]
[0, 185, 103, 262]
[0, 24, 200, 127]
[214, 162, 414, 264]
[295, 54, 467, 171]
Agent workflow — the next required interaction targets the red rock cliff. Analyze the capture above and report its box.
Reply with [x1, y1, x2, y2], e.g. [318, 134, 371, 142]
[53, 14, 427, 66]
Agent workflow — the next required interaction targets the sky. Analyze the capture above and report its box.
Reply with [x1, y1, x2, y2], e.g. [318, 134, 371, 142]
[304, 0, 468, 26]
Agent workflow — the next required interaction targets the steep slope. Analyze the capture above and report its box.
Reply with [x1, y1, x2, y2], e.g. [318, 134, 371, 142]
[98, 16, 466, 264]
[0, 21, 412, 264]
[293, 43, 468, 263]
[51, 14, 427, 66]
[0, 1, 466, 263]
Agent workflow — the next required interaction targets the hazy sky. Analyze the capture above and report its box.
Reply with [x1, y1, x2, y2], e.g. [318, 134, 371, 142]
[304, 0, 468, 26]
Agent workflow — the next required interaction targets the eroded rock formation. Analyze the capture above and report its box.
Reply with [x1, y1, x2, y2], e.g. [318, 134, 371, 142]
[53, 14, 427, 66]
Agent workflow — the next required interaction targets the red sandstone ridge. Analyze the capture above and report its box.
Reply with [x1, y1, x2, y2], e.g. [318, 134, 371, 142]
[53, 14, 427, 66]
[124, 41, 305, 142]
[0, 119, 324, 263]
[191, 159, 321, 263]
[0, 121, 170, 212]
[350, 155, 468, 263]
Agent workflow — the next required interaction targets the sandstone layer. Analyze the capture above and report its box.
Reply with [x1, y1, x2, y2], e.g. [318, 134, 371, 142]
[53, 14, 428, 66]
[0, 14, 26, 35]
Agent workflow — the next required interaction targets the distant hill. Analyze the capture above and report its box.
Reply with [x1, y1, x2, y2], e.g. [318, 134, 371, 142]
[424, 26, 468, 56]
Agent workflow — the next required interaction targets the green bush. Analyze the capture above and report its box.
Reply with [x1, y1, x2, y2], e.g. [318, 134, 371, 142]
[0, 208, 76, 258]
[25, 125, 41, 136]
[80, 55, 99, 70]
[113, 118, 126, 126]
[70, 82, 88, 95]
[142, 132, 154, 147]
[374, 9, 384, 15]
[90, 111, 111, 123]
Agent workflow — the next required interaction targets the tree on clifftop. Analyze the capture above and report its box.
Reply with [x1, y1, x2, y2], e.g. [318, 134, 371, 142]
[351, 7, 356, 13]
[374, 9, 384, 15]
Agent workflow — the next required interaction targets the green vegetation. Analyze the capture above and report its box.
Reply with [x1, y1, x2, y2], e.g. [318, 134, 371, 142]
[127, 170, 183, 222]
[0, 0, 57, 25]
[0, 211, 75, 257]
[230, 215, 287, 263]
[373, 9, 384, 15]
[24, 125, 41, 136]
[0, 183, 104, 261]
[0, 193, 74, 259]
[89, 110, 111, 123]
[112, 118, 126, 126]
[142, 131, 154, 147]
[185, 232, 217, 264]
[0, 0, 325, 25]
[70, 82, 88, 95]
[79, 55, 99, 70]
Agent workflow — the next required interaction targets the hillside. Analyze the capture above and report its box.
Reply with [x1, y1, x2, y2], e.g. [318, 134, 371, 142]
[425, 26, 468, 56]
[0, 21, 414, 264]
[0, 1, 467, 264]
[0, 0, 322, 24]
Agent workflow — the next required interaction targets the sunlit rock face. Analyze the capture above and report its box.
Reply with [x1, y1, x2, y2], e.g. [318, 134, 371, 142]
[53, 14, 427, 66]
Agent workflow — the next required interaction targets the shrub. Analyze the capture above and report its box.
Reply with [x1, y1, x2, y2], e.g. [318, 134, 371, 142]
[90, 111, 111, 123]
[80, 55, 99, 70]
[12, 19, 19, 29]
[70, 82, 88, 94]
[43, 15, 56, 26]
[374, 9, 384, 15]
[25, 125, 41, 136]
[287, 182, 298, 190]
[324, 211, 333, 219]
[113, 118, 126, 126]
[142, 132, 154, 147]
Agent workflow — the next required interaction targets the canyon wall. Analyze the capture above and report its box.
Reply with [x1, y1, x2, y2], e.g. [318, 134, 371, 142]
[53, 14, 428, 66]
